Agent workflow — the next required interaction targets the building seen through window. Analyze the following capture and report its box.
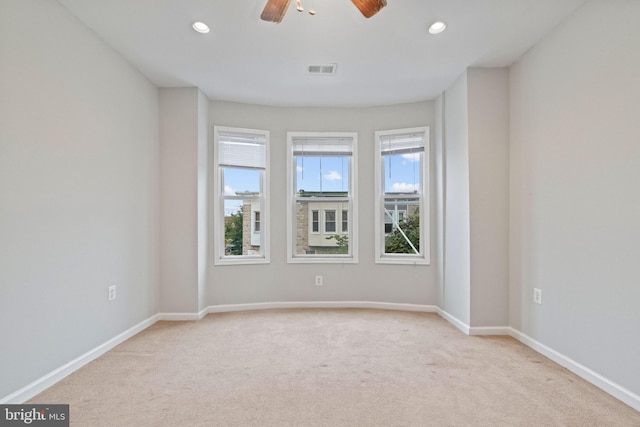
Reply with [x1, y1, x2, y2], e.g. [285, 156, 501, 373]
[288, 133, 357, 261]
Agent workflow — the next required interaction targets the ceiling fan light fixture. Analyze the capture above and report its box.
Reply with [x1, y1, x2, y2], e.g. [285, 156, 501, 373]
[192, 22, 210, 34]
[428, 21, 447, 35]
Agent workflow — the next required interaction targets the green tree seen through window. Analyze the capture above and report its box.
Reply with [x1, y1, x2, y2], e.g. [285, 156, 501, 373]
[225, 209, 243, 255]
[385, 211, 420, 254]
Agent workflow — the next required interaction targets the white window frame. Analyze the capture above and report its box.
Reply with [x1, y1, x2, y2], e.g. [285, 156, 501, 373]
[375, 127, 430, 265]
[287, 131, 358, 264]
[213, 125, 270, 265]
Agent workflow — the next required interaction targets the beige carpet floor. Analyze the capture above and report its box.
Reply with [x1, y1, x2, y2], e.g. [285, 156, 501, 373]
[29, 309, 640, 426]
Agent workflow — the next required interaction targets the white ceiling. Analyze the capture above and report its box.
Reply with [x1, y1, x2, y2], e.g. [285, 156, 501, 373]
[58, 0, 586, 107]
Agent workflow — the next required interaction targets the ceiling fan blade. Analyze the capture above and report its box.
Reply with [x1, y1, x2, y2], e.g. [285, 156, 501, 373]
[351, 0, 387, 18]
[261, 0, 291, 23]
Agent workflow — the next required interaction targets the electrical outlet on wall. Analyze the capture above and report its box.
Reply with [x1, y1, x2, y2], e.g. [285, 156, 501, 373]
[533, 288, 542, 304]
[315, 275, 323, 286]
[108, 285, 117, 301]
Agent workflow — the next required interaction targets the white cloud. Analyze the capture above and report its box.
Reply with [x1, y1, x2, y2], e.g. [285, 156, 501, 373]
[297, 166, 304, 173]
[401, 153, 420, 162]
[323, 170, 342, 181]
[391, 182, 419, 193]
[224, 185, 237, 196]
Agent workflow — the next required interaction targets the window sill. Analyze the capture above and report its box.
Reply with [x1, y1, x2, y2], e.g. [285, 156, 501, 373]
[375, 256, 430, 266]
[214, 257, 270, 266]
[287, 256, 358, 264]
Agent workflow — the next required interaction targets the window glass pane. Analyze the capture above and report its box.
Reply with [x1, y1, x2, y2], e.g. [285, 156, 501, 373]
[384, 198, 420, 254]
[223, 200, 243, 255]
[295, 201, 349, 255]
[224, 199, 262, 256]
[383, 153, 421, 195]
[341, 210, 348, 233]
[312, 210, 319, 232]
[223, 167, 260, 195]
[296, 155, 349, 196]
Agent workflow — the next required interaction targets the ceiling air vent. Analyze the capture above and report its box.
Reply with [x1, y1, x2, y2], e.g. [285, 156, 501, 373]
[307, 63, 337, 75]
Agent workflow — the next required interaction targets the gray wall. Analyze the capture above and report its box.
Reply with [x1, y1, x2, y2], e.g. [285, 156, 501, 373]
[159, 88, 210, 315]
[207, 101, 438, 305]
[442, 73, 471, 324]
[467, 68, 510, 327]
[159, 88, 200, 314]
[3, 0, 638, 406]
[0, 0, 159, 398]
[439, 68, 511, 329]
[197, 91, 210, 312]
[433, 95, 446, 309]
[510, 0, 640, 396]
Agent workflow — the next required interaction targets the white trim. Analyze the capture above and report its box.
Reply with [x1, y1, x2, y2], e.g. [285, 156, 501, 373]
[435, 307, 470, 334]
[468, 326, 512, 336]
[157, 308, 208, 321]
[212, 256, 270, 266]
[0, 314, 159, 404]
[208, 301, 438, 314]
[436, 309, 512, 336]
[5, 304, 637, 413]
[432, 310, 640, 411]
[508, 328, 640, 412]
[286, 257, 359, 264]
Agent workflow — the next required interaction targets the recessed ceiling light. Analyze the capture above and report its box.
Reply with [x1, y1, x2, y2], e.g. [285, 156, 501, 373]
[192, 22, 210, 34]
[428, 21, 447, 35]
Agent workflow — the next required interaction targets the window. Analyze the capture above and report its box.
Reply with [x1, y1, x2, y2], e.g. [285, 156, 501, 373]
[375, 127, 429, 264]
[341, 210, 348, 233]
[287, 132, 357, 262]
[384, 209, 406, 234]
[213, 126, 269, 264]
[253, 211, 261, 232]
[325, 210, 336, 233]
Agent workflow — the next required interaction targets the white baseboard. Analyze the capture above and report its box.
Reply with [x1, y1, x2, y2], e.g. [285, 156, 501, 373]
[468, 326, 512, 336]
[435, 310, 512, 337]
[508, 328, 640, 412]
[5, 304, 638, 413]
[434, 312, 640, 411]
[436, 308, 470, 334]
[157, 308, 208, 321]
[0, 314, 159, 404]
[207, 301, 439, 314]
